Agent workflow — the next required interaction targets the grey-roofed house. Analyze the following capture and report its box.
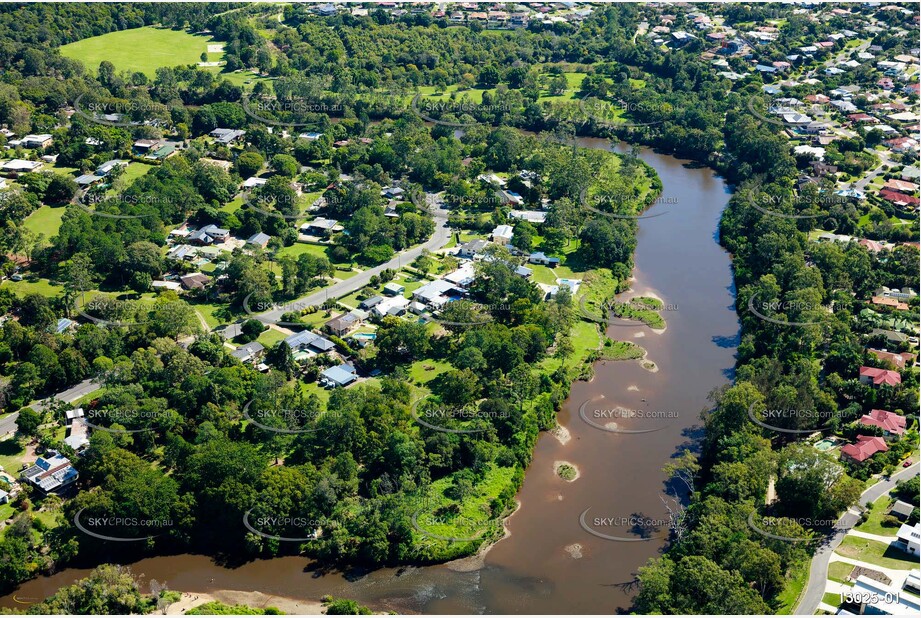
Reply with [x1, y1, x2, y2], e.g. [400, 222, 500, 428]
[359, 295, 383, 310]
[21, 451, 78, 494]
[231, 341, 265, 363]
[892, 500, 916, 521]
[529, 252, 561, 266]
[383, 282, 405, 296]
[457, 239, 489, 259]
[75, 174, 104, 187]
[210, 128, 246, 144]
[246, 232, 271, 248]
[96, 159, 128, 176]
[217, 323, 244, 340]
[284, 330, 335, 353]
[320, 363, 357, 388]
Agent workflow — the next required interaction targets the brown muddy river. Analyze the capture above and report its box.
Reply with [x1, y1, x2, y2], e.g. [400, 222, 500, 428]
[0, 139, 739, 614]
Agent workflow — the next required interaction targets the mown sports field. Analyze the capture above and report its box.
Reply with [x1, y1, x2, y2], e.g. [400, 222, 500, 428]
[59, 26, 223, 77]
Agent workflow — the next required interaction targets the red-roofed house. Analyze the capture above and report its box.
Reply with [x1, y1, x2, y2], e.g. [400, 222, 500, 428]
[879, 190, 920, 209]
[859, 409, 907, 438]
[859, 366, 902, 387]
[841, 435, 889, 463]
[848, 113, 879, 124]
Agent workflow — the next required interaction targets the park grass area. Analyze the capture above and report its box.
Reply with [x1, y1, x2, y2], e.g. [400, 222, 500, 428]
[835, 535, 918, 570]
[0, 277, 64, 298]
[203, 67, 273, 90]
[774, 558, 811, 614]
[23, 205, 67, 237]
[855, 495, 902, 537]
[60, 27, 222, 77]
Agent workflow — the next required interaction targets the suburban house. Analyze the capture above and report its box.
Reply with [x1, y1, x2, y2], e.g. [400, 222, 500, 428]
[210, 128, 246, 145]
[413, 279, 460, 310]
[246, 232, 271, 249]
[19, 134, 53, 148]
[133, 139, 161, 153]
[189, 224, 230, 245]
[457, 239, 490, 259]
[320, 363, 358, 388]
[491, 224, 514, 245]
[96, 159, 129, 176]
[75, 173, 104, 187]
[383, 282, 405, 296]
[858, 409, 907, 438]
[897, 522, 921, 556]
[301, 218, 339, 237]
[283, 330, 335, 354]
[372, 295, 410, 318]
[497, 189, 524, 206]
[850, 575, 921, 614]
[840, 435, 889, 464]
[230, 341, 265, 363]
[359, 295, 383, 310]
[869, 348, 916, 369]
[20, 451, 78, 494]
[509, 210, 547, 224]
[325, 313, 361, 337]
[529, 252, 561, 267]
[1, 159, 43, 174]
[859, 366, 902, 387]
[179, 272, 211, 291]
[64, 408, 90, 452]
[891, 500, 916, 521]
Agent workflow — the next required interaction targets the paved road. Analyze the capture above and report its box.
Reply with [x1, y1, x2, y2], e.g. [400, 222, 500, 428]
[256, 202, 452, 324]
[0, 378, 102, 438]
[795, 461, 920, 615]
[32, 378, 102, 413]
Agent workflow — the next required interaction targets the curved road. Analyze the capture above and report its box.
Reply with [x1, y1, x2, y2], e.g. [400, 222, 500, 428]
[795, 461, 920, 614]
[256, 200, 451, 324]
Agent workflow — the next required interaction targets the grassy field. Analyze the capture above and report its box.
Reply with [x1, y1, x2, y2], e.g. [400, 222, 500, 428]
[0, 277, 64, 297]
[856, 495, 901, 537]
[23, 205, 67, 237]
[827, 561, 854, 584]
[835, 535, 918, 570]
[108, 162, 155, 193]
[60, 27, 223, 77]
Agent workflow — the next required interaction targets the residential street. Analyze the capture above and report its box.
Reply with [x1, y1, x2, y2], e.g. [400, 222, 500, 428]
[256, 202, 452, 324]
[796, 461, 920, 615]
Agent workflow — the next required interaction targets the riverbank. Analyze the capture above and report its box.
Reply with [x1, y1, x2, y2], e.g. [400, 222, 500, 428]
[166, 590, 326, 615]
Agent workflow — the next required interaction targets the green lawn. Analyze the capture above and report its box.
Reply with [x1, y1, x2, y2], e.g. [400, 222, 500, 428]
[108, 162, 155, 193]
[60, 27, 223, 77]
[23, 205, 67, 237]
[856, 495, 901, 537]
[827, 561, 854, 584]
[0, 277, 64, 298]
[0, 438, 28, 476]
[407, 359, 453, 387]
[821, 593, 840, 609]
[255, 327, 287, 349]
[836, 535, 919, 570]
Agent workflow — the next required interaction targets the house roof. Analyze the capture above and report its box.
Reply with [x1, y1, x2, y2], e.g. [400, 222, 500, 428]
[859, 366, 902, 386]
[321, 364, 357, 386]
[841, 435, 889, 462]
[859, 409, 907, 436]
[869, 349, 916, 369]
[231, 341, 264, 360]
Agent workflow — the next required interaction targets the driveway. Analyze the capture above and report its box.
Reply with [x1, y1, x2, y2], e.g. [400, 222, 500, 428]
[32, 378, 102, 413]
[256, 202, 451, 324]
[795, 462, 920, 614]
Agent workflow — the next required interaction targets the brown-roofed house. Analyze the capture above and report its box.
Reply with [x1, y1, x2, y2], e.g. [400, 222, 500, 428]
[869, 348, 916, 369]
[180, 272, 211, 290]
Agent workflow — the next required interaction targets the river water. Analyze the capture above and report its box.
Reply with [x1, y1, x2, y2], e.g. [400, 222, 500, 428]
[0, 139, 739, 614]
